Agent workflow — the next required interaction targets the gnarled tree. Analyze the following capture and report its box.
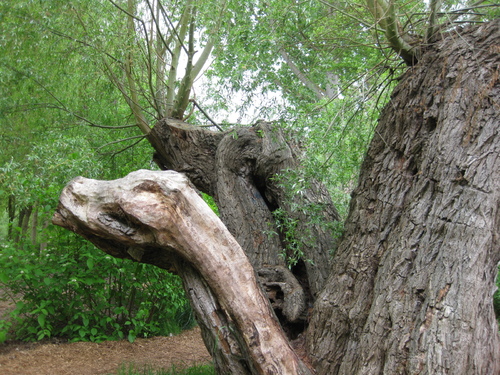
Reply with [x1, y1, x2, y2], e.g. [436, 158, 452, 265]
[53, 3, 500, 374]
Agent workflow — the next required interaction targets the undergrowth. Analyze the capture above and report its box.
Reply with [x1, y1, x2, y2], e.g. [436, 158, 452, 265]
[0, 226, 195, 343]
[114, 363, 215, 375]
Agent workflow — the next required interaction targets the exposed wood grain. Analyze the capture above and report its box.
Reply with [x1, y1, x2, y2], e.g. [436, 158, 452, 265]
[53, 170, 312, 375]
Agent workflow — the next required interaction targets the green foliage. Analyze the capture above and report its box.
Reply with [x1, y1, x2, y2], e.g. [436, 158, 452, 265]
[115, 363, 215, 375]
[271, 208, 303, 268]
[1, 0, 498, 348]
[203, 0, 396, 222]
[265, 165, 345, 267]
[0, 318, 13, 344]
[0, 133, 100, 204]
[0, 230, 194, 343]
[205, 0, 389, 121]
[0, 0, 193, 344]
[0, 129, 193, 344]
[494, 265, 500, 326]
[0, 138, 193, 344]
[201, 193, 219, 216]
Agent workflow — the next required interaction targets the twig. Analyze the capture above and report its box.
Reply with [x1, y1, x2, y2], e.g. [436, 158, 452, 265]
[96, 135, 146, 153]
[189, 99, 223, 131]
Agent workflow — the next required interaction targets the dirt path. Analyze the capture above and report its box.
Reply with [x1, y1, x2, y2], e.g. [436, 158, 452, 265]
[0, 327, 211, 375]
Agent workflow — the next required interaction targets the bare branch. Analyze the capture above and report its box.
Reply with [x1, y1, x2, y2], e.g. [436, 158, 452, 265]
[190, 99, 223, 131]
[426, 0, 443, 42]
[191, 0, 228, 80]
[172, 5, 196, 119]
[95, 135, 146, 152]
[52, 170, 313, 375]
[317, 0, 372, 28]
[123, 0, 151, 135]
[144, 0, 175, 57]
[158, 0, 190, 56]
[1, 64, 139, 130]
[278, 47, 327, 100]
[100, 136, 146, 156]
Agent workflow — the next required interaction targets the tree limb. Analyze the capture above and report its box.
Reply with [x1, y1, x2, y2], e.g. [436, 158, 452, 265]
[278, 47, 327, 100]
[52, 170, 313, 375]
[367, 0, 418, 65]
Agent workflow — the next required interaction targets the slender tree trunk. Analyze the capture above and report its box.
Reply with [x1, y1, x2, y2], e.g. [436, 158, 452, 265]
[307, 20, 500, 375]
[7, 194, 16, 240]
[39, 218, 51, 254]
[15, 205, 33, 244]
[30, 204, 38, 246]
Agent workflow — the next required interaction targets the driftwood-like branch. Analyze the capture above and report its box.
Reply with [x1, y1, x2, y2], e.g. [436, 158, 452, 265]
[52, 169, 312, 375]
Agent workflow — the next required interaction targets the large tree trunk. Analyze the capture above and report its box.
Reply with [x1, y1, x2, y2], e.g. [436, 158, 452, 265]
[307, 20, 500, 374]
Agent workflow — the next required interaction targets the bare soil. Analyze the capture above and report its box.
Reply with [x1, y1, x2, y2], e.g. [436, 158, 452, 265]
[0, 295, 211, 375]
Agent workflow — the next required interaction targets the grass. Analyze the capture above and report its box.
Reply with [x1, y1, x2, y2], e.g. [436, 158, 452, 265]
[114, 363, 216, 375]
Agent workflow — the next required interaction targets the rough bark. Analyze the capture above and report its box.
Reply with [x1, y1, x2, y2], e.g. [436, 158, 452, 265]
[52, 170, 313, 375]
[307, 20, 500, 374]
[149, 119, 339, 324]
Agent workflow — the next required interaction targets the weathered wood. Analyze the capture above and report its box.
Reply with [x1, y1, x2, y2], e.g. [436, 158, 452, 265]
[307, 20, 500, 375]
[150, 119, 339, 333]
[52, 169, 312, 375]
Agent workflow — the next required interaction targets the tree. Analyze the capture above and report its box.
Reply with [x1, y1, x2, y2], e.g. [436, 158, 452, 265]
[1, 0, 490, 372]
[307, 18, 500, 374]
[53, 16, 500, 375]
[0, 0, 225, 247]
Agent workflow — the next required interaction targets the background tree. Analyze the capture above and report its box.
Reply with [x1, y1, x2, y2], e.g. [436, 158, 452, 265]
[0, 0, 196, 343]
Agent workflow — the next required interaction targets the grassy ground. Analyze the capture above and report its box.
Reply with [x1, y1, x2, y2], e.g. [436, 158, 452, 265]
[115, 363, 215, 375]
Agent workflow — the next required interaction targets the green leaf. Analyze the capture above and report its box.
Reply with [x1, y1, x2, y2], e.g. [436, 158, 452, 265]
[0, 272, 9, 284]
[37, 314, 46, 328]
[0, 330, 7, 344]
[86, 258, 94, 270]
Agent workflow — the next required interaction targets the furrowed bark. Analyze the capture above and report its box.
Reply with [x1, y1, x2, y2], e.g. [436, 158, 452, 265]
[307, 20, 500, 375]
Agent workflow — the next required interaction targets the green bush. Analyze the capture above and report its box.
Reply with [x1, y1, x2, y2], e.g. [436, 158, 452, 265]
[0, 227, 194, 343]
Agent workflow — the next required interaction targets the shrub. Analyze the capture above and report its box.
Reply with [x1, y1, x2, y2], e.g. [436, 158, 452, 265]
[0, 227, 194, 342]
